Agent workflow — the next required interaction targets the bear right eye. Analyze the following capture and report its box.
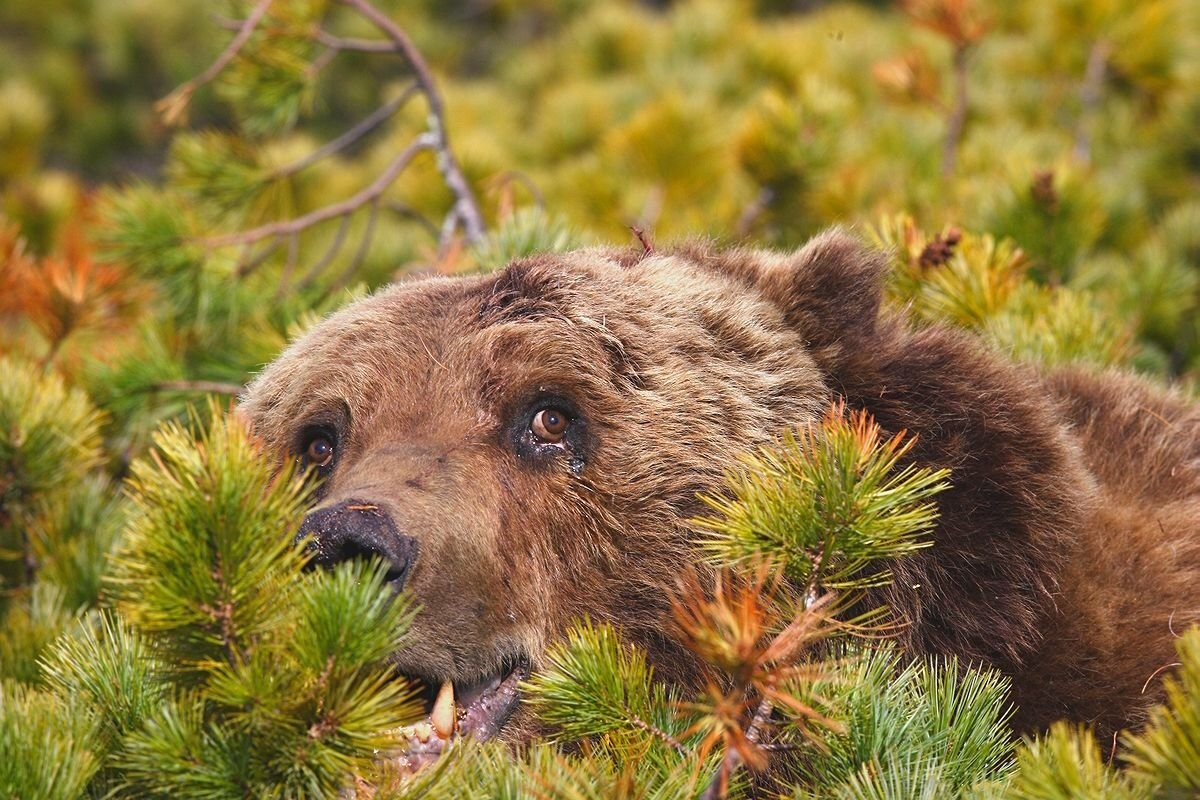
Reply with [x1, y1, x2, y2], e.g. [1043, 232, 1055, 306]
[306, 436, 335, 467]
[530, 407, 570, 444]
[300, 428, 337, 469]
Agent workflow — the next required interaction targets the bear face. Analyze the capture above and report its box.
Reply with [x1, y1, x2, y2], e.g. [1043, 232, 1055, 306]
[239, 231, 886, 743]
[239, 230, 1200, 752]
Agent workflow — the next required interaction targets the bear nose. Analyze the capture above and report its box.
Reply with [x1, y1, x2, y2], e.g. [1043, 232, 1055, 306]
[296, 499, 418, 589]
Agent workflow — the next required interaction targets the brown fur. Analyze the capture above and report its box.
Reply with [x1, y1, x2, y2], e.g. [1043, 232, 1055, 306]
[239, 230, 1200, 743]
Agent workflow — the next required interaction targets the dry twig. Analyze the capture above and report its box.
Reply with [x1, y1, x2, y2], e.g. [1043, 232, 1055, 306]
[942, 41, 970, 176]
[340, 0, 486, 246]
[205, 134, 435, 248]
[902, 0, 987, 177]
[158, 0, 275, 126]
[184, 0, 487, 286]
[272, 82, 420, 179]
[700, 695, 774, 800]
[1073, 39, 1111, 165]
[631, 226, 654, 255]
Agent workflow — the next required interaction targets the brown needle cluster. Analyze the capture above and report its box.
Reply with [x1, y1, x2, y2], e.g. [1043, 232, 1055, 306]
[671, 565, 843, 798]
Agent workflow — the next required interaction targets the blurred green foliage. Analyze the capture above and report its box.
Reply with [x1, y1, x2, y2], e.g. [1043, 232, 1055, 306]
[3, 0, 1198, 387]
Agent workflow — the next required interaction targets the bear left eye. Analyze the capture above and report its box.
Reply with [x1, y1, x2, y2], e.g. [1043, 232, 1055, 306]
[530, 408, 570, 443]
[303, 433, 336, 468]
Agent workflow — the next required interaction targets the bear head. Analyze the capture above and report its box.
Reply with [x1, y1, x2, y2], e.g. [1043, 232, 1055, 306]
[237, 230, 894, 749]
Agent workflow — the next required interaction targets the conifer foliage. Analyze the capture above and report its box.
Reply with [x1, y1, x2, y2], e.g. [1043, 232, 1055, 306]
[2, 408, 423, 799]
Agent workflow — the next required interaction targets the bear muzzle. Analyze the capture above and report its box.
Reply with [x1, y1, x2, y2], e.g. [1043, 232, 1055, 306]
[296, 498, 418, 589]
[295, 496, 530, 771]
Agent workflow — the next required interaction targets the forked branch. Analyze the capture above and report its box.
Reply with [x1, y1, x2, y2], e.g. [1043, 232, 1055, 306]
[205, 134, 435, 248]
[157, 0, 274, 126]
[168, 0, 487, 286]
[340, 0, 485, 245]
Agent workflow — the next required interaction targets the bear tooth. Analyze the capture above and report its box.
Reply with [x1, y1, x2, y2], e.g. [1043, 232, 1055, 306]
[432, 680, 455, 739]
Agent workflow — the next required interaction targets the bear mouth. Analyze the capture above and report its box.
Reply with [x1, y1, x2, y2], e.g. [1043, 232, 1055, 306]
[389, 658, 529, 772]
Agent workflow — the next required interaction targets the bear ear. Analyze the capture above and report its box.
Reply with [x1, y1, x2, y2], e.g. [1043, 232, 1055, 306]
[761, 228, 888, 365]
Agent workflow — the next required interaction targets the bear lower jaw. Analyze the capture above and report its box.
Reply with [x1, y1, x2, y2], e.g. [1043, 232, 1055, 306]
[387, 660, 529, 773]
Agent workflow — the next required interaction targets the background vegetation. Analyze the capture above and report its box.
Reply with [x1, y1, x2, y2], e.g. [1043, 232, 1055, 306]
[1, 0, 1198, 796]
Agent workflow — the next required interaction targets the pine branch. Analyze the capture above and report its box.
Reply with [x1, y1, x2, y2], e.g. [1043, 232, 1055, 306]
[1122, 629, 1200, 793]
[271, 82, 419, 179]
[157, 0, 275, 127]
[188, 1, 488, 292]
[40, 612, 166, 745]
[942, 41, 970, 177]
[311, 28, 396, 54]
[696, 404, 948, 592]
[296, 213, 354, 290]
[0, 682, 100, 800]
[900, 1, 987, 177]
[110, 404, 312, 679]
[321, 199, 380, 300]
[524, 621, 688, 751]
[203, 134, 434, 248]
[235, 238, 283, 277]
[700, 695, 772, 800]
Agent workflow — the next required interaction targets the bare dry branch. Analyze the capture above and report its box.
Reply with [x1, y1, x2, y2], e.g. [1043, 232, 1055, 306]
[197, 1, 487, 284]
[700, 695, 774, 800]
[158, 0, 274, 126]
[311, 28, 396, 53]
[322, 199, 380, 299]
[942, 42, 970, 176]
[631, 226, 654, 255]
[273, 82, 420, 178]
[340, 0, 486, 245]
[306, 42, 339, 79]
[1073, 39, 1111, 164]
[205, 133, 434, 248]
[736, 187, 774, 238]
[296, 213, 354, 290]
[236, 239, 283, 277]
[630, 715, 687, 756]
[489, 170, 546, 213]
[384, 201, 440, 239]
[274, 232, 300, 300]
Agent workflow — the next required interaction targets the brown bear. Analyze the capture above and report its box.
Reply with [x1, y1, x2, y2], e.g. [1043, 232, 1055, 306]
[238, 229, 1200, 758]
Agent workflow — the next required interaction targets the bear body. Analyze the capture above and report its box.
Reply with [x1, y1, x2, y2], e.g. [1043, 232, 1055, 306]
[240, 231, 1200, 745]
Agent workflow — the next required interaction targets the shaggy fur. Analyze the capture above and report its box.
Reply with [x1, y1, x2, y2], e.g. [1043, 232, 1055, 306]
[239, 230, 1200, 743]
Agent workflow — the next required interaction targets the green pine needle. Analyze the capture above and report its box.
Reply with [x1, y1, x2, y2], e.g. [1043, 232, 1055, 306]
[793, 645, 1015, 794]
[39, 611, 165, 747]
[116, 695, 253, 800]
[1005, 723, 1137, 800]
[696, 407, 949, 591]
[109, 402, 311, 679]
[30, 475, 126, 610]
[0, 679, 100, 800]
[471, 208, 588, 273]
[292, 558, 418, 678]
[524, 620, 687, 751]
[0, 356, 105, 592]
[1123, 628, 1200, 795]
[0, 582, 75, 683]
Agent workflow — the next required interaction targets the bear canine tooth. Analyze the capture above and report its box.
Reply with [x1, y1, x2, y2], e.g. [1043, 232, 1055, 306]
[432, 680, 456, 739]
